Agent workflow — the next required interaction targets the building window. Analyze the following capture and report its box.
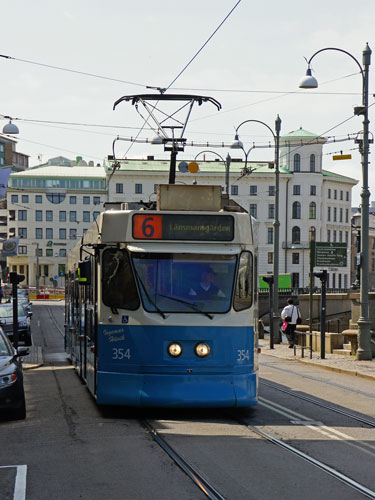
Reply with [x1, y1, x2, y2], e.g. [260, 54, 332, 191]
[249, 204, 257, 218]
[268, 186, 275, 196]
[339, 208, 343, 222]
[328, 207, 331, 221]
[154, 184, 158, 194]
[18, 210, 27, 221]
[36, 228, 43, 239]
[35, 195, 42, 203]
[310, 154, 315, 172]
[292, 252, 299, 264]
[345, 231, 349, 244]
[249, 185, 257, 196]
[231, 185, 238, 196]
[327, 229, 331, 242]
[309, 202, 316, 219]
[268, 204, 275, 219]
[46, 249, 53, 257]
[18, 246, 27, 255]
[70, 196, 77, 204]
[59, 211, 66, 222]
[293, 185, 301, 195]
[46, 210, 53, 221]
[93, 212, 100, 220]
[310, 185, 316, 196]
[59, 228, 66, 240]
[345, 209, 349, 223]
[340, 190, 343, 200]
[292, 226, 300, 244]
[339, 230, 343, 243]
[21, 195, 29, 203]
[293, 153, 301, 172]
[83, 211, 90, 222]
[36, 248, 42, 257]
[346, 191, 349, 201]
[334, 207, 337, 222]
[18, 228, 27, 238]
[334, 190, 337, 199]
[47, 193, 66, 204]
[309, 226, 316, 241]
[70, 211, 77, 222]
[70, 228, 77, 240]
[11, 195, 18, 203]
[328, 189, 331, 199]
[83, 196, 90, 204]
[59, 249, 67, 257]
[292, 201, 301, 219]
[267, 227, 273, 244]
[93, 196, 100, 205]
[268, 252, 273, 264]
[36, 210, 43, 221]
[292, 272, 299, 288]
[116, 183, 123, 194]
[333, 230, 337, 242]
[46, 228, 53, 239]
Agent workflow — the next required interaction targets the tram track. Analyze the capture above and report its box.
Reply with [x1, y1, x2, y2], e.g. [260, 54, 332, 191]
[260, 379, 375, 428]
[46, 305, 64, 337]
[141, 419, 226, 500]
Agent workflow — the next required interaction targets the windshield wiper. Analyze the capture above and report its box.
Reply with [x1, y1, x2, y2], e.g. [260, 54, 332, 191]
[133, 269, 166, 319]
[158, 294, 214, 320]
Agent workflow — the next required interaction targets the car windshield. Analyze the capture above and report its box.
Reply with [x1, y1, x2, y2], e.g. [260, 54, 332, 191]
[131, 252, 237, 314]
[0, 333, 11, 356]
[0, 305, 27, 318]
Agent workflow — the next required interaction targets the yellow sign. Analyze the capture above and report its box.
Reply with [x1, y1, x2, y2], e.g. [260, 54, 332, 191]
[332, 154, 352, 161]
[188, 161, 199, 173]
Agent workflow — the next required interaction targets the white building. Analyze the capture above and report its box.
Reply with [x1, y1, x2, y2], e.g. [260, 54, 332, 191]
[6, 159, 106, 287]
[105, 128, 357, 289]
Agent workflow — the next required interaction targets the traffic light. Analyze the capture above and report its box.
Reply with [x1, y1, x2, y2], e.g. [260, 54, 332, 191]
[313, 270, 328, 282]
[9, 272, 25, 285]
[262, 275, 274, 285]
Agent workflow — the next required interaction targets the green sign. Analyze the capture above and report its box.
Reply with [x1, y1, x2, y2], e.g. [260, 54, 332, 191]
[259, 274, 291, 290]
[312, 242, 347, 267]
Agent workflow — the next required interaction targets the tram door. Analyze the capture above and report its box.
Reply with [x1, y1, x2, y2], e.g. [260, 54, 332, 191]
[83, 256, 96, 396]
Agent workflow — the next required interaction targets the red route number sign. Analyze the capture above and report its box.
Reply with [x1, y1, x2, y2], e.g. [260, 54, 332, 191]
[133, 214, 163, 239]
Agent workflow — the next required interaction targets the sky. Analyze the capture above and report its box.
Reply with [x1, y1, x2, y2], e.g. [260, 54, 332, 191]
[1, 0, 375, 207]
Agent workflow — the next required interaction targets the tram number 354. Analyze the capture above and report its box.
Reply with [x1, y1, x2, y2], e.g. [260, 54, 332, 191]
[112, 348, 131, 360]
[237, 349, 250, 361]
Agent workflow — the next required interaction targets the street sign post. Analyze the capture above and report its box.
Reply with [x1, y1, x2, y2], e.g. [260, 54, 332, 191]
[311, 242, 347, 268]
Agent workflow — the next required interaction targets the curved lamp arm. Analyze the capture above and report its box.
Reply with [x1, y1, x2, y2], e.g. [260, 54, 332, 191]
[235, 119, 276, 141]
[307, 47, 364, 78]
[194, 150, 225, 162]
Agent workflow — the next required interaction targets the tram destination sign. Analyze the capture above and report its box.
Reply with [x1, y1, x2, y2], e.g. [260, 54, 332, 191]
[133, 213, 234, 241]
[312, 242, 347, 267]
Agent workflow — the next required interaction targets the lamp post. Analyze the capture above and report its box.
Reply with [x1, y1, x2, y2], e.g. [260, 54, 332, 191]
[231, 116, 282, 344]
[32, 242, 40, 291]
[299, 44, 372, 360]
[194, 150, 232, 194]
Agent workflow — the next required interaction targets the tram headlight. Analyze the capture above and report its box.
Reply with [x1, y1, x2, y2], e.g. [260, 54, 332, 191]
[168, 343, 183, 357]
[195, 343, 210, 357]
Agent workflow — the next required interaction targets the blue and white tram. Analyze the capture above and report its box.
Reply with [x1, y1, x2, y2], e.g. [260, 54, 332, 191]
[65, 187, 259, 407]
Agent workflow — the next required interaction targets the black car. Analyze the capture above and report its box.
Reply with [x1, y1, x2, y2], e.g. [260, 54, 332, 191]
[0, 303, 32, 346]
[0, 327, 29, 419]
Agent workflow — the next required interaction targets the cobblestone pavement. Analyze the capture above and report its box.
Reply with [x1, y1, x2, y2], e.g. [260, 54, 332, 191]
[259, 338, 375, 381]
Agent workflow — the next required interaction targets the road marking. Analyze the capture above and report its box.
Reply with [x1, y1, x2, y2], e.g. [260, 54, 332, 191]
[0, 465, 27, 500]
[260, 397, 375, 457]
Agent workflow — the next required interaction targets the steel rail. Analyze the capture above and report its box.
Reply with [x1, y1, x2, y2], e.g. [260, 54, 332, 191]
[260, 361, 375, 398]
[246, 423, 375, 500]
[141, 420, 226, 500]
[47, 306, 64, 337]
[260, 379, 375, 428]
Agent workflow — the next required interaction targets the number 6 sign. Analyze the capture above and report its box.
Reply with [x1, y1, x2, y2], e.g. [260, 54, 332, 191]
[133, 214, 163, 239]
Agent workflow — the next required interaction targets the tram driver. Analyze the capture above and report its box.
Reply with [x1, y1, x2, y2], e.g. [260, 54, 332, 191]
[188, 265, 225, 299]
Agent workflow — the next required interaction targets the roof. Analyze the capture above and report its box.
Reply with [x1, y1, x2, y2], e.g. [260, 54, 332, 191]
[10, 165, 106, 179]
[281, 128, 327, 143]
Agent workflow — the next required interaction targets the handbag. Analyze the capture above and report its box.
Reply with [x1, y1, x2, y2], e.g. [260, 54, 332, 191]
[285, 316, 291, 323]
[296, 307, 302, 325]
[282, 320, 289, 332]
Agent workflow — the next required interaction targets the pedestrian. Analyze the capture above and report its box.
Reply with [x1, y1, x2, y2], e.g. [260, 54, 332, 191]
[281, 298, 302, 348]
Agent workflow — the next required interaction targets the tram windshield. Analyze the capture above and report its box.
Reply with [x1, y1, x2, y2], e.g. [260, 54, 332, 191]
[131, 252, 237, 314]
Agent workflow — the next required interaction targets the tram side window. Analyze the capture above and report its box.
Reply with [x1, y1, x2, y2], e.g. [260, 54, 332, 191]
[102, 249, 140, 310]
[234, 251, 253, 311]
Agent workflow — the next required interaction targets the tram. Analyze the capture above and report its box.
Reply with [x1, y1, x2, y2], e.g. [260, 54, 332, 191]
[65, 185, 259, 407]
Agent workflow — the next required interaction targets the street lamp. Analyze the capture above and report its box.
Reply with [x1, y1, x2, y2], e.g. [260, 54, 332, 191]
[2, 119, 19, 135]
[231, 116, 282, 346]
[194, 150, 232, 194]
[299, 44, 372, 360]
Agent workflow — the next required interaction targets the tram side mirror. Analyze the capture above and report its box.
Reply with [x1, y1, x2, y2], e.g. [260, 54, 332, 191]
[78, 260, 91, 286]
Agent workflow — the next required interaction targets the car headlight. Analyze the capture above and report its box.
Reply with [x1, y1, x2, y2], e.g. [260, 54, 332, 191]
[19, 320, 27, 327]
[195, 343, 210, 357]
[168, 343, 182, 357]
[0, 373, 17, 388]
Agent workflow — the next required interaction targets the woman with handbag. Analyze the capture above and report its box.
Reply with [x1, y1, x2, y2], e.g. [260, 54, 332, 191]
[281, 298, 302, 348]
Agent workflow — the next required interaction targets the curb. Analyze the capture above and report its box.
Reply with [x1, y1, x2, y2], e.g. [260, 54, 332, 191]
[261, 350, 375, 381]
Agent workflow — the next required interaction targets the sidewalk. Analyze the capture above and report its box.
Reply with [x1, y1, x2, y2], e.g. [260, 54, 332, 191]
[259, 337, 375, 381]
